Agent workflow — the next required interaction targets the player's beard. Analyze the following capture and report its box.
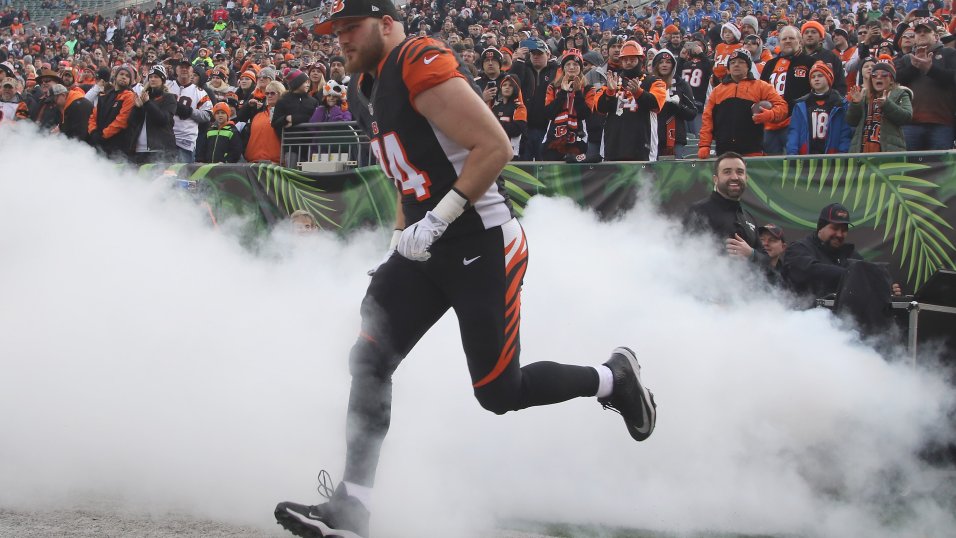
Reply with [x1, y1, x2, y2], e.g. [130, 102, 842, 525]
[346, 22, 386, 74]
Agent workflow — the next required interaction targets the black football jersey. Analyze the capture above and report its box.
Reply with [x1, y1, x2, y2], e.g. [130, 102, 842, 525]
[347, 37, 513, 238]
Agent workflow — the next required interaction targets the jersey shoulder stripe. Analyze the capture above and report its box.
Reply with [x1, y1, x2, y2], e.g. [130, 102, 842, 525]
[396, 36, 464, 102]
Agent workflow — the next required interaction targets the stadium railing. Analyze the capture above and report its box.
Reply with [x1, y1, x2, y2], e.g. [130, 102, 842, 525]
[279, 121, 372, 171]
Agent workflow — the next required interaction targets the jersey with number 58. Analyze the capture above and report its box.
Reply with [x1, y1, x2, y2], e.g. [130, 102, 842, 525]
[348, 36, 513, 239]
[677, 56, 712, 109]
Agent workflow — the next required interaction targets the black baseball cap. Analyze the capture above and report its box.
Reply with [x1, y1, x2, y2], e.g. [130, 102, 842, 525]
[313, 0, 401, 35]
[818, 203, 852, 227]
[758, 223, 785, 241]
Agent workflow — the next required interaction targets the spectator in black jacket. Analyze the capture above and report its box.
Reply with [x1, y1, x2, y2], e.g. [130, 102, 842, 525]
[88, 66, 137, 158]
[36, 83, 66, 131]
[651, 49, 696, 159]
[759, 223, 787, 286]
[59, 86, 93, 141]
[491, 74, 527, 160]
[130, 64, 178, 163]
[508, 38, 559, 160]
[272, 68, 317, 136]
[684, 152, 770, 267]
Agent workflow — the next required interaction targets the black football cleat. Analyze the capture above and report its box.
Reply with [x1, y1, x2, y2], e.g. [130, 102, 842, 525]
[599, 346, 657, 442]
[275, 474, 369, 538]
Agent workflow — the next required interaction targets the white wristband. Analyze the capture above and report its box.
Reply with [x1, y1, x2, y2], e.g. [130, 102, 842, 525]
[389, 229, 402, 250]
[431, 189, 469, 224]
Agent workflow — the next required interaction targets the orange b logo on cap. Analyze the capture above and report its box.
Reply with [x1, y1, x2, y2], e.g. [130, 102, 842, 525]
[331, 0, 345, 14]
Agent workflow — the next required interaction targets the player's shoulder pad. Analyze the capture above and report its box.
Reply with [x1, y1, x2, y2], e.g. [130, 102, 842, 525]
[397, 36, 467, 100]
[397, 36, 458, 72]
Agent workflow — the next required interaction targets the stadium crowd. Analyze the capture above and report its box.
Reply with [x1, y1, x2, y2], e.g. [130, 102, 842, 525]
[0, 0, 954, 164]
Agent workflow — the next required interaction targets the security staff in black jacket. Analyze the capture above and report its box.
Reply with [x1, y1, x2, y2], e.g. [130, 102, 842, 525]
[685, 152, 770, 266]
[782, 203, 863, 298]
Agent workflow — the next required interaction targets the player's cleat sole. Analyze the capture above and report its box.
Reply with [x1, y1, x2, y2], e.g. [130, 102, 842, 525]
[275, 501, 365, 538]
[599, 346, 656, 442]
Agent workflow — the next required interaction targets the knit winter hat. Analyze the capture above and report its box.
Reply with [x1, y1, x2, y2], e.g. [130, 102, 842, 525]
[323, 80, 346, 99]
[801, 20, 826, 37]
[148, 64, 167, 81]
[809, 60, 833, 86]
[740, 15, 759, 32]
[721, 22, 741, 41]
[285, 68, 308, 91]
[727, 48, 753, 69]
[481, 47, 504, 65]
[582, 50, 605, 67]
[652, 48, 677, 67]
[240, 70, 257, 82]
[663, 24, 680, 35]
[871, 61, 896, 80]
[560, 48, 583, 67]
[212, 101, 231, 116]
[114, 64, 135, 81]
[259, 67, 277, 80]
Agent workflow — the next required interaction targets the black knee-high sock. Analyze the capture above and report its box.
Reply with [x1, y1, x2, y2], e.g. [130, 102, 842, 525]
[343, 374, 392, 488]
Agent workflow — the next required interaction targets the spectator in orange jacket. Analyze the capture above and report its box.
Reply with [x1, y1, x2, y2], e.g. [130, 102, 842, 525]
[698, 49, 787, 158]
[244, 80, 284, 164]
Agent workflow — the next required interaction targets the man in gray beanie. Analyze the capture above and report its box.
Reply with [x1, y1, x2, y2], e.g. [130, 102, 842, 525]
[740, 15, 759, 38]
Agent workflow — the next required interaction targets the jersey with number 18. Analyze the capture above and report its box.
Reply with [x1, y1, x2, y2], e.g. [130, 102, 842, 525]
[348, 36, 513, 239]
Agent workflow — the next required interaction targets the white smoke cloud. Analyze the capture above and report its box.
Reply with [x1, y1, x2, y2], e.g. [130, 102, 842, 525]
[1, 125, 953, 538]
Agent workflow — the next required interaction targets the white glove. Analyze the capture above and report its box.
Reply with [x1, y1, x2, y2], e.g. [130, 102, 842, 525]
[397, 212, 449, 261]
[367, 229, 403, 276]
[395, 189, 469, 262]
[666, 93, 681, 104]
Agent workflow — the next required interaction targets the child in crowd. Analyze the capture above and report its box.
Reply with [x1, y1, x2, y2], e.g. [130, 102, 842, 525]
[309, 81, 351, 123]
[712, 22, 742, 84]
[204, 101, 243, 163]
[786, 61, 852, 155]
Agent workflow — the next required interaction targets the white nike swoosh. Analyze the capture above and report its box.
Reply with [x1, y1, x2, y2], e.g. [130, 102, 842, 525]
[463, 256, 481, 265]
[288, 508, 363, 538]
[424, 54, 439, 64]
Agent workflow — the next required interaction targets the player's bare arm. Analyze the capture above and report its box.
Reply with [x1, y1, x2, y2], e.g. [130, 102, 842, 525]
[412, 76, 514, 203]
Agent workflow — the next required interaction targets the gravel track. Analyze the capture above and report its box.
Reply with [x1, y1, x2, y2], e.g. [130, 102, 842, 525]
[0, 508, 559, 538]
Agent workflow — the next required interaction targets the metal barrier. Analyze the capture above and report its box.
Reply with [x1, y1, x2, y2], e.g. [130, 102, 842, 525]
[279, 121, 373, 171]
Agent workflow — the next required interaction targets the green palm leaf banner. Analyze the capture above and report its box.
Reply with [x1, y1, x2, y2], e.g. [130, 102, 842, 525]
[158, 151, 956, 289]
